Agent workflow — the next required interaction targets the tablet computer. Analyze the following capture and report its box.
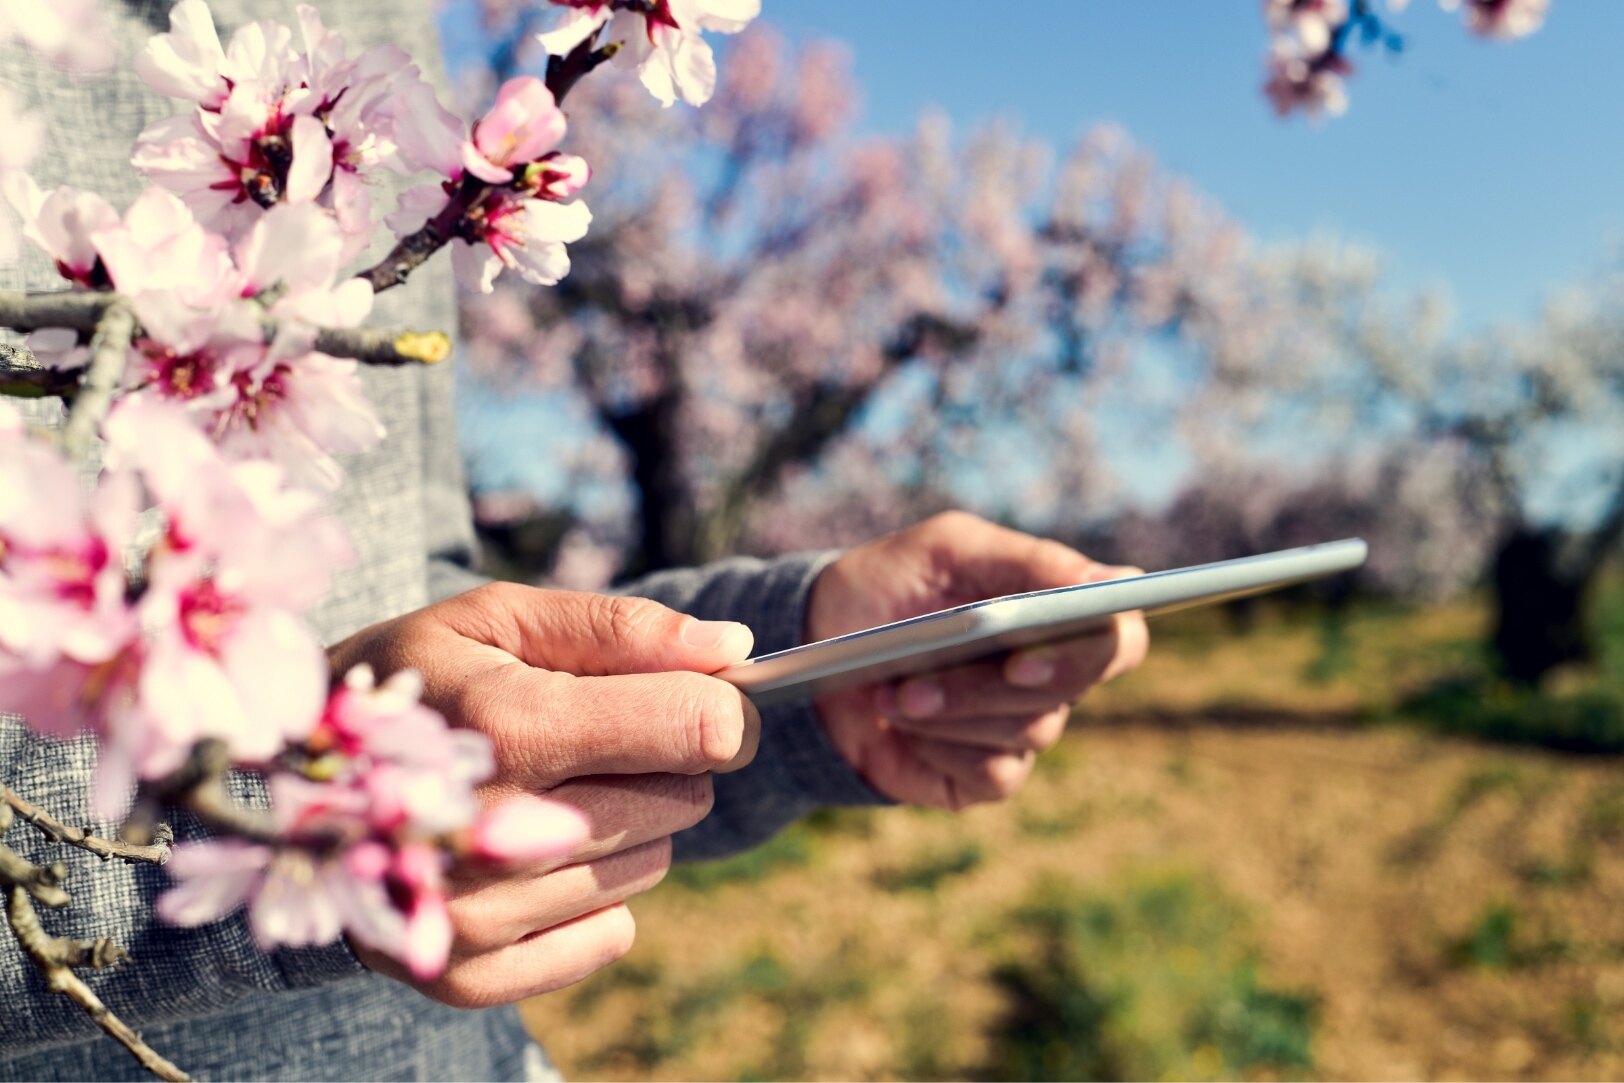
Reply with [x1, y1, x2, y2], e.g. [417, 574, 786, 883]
[717, 538, 1368, 706]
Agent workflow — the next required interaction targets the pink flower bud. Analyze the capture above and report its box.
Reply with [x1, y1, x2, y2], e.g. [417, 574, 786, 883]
[462, 76, 568, 184]
[471, 796, 590, 864]
[523, 153, 591, 201]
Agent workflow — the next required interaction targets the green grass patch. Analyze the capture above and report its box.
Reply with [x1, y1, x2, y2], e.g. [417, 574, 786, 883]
[873, 841, 984, 893]
[667, 824, 815, 892]
[1401, 677, 1624, 754]
[1446, 902, 1569, 970]
[982, 868, 1317, 1081]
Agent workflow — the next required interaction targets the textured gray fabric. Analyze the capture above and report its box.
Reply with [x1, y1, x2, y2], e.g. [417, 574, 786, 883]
[0, 1, 883, 1078]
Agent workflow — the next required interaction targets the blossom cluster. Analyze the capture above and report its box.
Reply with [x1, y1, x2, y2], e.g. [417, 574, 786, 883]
[1262, 0, 1550, 119]
[387, 74, 594, 293]
[6, 182, 383, 488]
[0, 0, 717, 979]
[158, 666, 588, 976]
[0, 398, 342, 809]
[536, 0, 761, 108]
[132, 0, 456, 252]
[0, 399, 588, 968]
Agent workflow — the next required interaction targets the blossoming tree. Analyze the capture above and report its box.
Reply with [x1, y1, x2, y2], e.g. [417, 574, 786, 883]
[0, 1, 757, 1077]
[456, 24, 1333, 583]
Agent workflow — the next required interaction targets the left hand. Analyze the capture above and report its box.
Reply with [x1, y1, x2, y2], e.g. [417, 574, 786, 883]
[809, 512, 1148, 809]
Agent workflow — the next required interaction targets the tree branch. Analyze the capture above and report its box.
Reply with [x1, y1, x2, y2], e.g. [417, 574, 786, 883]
[2, 788, 171, 866]
[6, 886, 189, 1082]
[61, 299, 133, 461]
[131, 740, 279, 846]
[0, 344, 78, 399]
[0, 290, 452, 374]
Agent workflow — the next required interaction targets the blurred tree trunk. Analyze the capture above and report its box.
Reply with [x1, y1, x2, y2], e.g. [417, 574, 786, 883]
[1491, 487, 1624, 685]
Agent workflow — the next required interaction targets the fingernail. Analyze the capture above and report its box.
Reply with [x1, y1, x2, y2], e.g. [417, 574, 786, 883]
[1089, 563, 1143, 583]
[1008, 652, 1056, 688]
[900, 679, 944, 719]
[682, 618, 747, 651]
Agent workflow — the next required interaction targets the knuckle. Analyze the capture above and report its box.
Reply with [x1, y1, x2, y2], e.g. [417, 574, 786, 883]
[668, 673, 742, 769]
[589, 592, 663, 649]
[924, 509, 978, 536]
[469, 579, 524, 613]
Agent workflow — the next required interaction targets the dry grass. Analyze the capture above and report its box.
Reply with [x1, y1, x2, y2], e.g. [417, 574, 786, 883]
[521, 596, 1624, 1081]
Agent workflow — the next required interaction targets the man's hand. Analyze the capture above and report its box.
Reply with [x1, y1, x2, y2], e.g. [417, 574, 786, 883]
[325, 583, 760, 1008]
[809, 512, 1148, 810]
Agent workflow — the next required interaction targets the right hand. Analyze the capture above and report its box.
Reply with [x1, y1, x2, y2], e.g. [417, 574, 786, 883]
[325, 582, 760, 1008]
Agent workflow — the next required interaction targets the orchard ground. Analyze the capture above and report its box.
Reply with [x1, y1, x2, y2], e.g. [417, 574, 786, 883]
[521, 576, 1624, 1081]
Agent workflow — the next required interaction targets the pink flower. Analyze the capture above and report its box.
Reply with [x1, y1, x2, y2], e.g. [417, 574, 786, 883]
[536, 0, 760, 108]
[157, 836, 410, 959]
[133, 1, 459, 247]
[462, 77, 568, 184]
[470, 797, 590, 864]
[0, 433, 137, 662]
[0, 0, 116, 73]
[103, 204, 383, 487]
[452, 193, 593, 294]
[96, 400, 350, 771]
[91, 187, 238, 305]
[0, 176, 118, 288]
[310, 665, 491, 836]
[156, 665, 589, 978]
[1263, 40, 1352, 118]
[0, 434, 146, 803]
[523, 153, 591, 201]
[1262, 0, 1350, 54]
[1446, 0, 1549, 39]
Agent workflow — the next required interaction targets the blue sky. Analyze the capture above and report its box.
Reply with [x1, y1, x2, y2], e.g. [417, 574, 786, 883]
[763, 0, 1624, 332]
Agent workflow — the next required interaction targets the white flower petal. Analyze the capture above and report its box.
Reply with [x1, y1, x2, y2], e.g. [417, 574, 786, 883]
[535, 6, 610, 57]
[285, 114, 334, 204]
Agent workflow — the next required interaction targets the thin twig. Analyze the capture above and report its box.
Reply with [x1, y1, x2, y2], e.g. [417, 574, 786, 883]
[61, 299, 133, 461]
[0, 841, 70, 909]
[0, 290, 452, 372]
[0, 345, 77, 399]
[355, 176, 483, 295]
[2, 788, 171, 866]
[7, 886, 190, 1082]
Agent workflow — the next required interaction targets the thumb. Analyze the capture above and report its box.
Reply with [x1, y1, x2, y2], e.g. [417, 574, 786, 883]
[439, 583, 755, 677]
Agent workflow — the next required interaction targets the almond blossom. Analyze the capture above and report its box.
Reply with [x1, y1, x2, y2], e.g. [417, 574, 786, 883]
[158, 665, 590, 978]
[0, 416, 141, 743]
[1263, 40, 1352, 119]
[41, 195, 390, 489]
[536, 0, 761, 108]
[0, 0, 116, 73]
[1263, 0, 1350, 53]
[131, 0, 456, 249]
[1445, 0, 1549, 38]
[0, 177, 118, 289]
[388, 76, 593, 294]
[80, 399, 352, 801]
[0, 87, 46, 262]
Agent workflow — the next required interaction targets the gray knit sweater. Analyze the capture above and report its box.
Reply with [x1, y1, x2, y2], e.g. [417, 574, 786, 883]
[0, 3, 879, 1077]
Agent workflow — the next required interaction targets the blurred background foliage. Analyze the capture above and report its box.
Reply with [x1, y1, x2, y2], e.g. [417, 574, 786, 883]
[443, 1, 1623, 1078]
